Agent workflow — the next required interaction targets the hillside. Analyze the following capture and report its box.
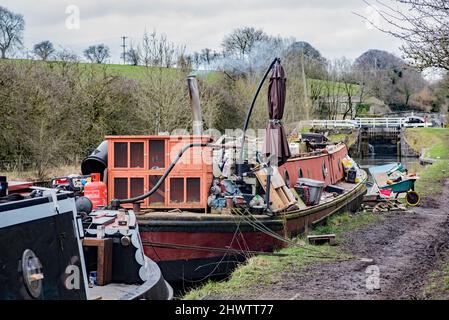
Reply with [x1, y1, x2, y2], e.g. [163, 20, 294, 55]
[3, 58, 359, 95]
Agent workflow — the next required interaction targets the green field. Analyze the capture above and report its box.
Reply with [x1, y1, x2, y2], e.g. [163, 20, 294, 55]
[3, 58, 358, 93]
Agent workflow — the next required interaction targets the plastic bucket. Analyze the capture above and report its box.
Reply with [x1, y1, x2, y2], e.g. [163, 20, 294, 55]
[295, 178, 325, 205]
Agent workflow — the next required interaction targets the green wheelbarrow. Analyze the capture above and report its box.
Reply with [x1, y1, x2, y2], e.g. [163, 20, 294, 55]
[379, 177, 420, 206]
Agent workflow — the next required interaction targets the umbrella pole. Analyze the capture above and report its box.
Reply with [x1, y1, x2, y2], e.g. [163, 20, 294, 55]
[238, 57, 280, 175]
[265, 166, 273, 215]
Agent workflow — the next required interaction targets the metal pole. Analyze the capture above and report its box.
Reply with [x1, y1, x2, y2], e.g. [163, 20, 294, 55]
[238, 57, 279, 169]
[121, 36, 128, 65]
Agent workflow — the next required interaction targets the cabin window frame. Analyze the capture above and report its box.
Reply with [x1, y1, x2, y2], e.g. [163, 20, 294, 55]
[322, 161, 328, 179]
[284, 171, 290, 187]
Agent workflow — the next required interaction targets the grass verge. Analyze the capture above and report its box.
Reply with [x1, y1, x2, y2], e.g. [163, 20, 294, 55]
[404, 128, 449, 159]
[327, 132, 358, 148]
[415, 160, 449, 198]
[425, 253, 449, 299]
[312, 211, 383, 243]
[183, 211, 382, 300]
[404, 127, 449, 198]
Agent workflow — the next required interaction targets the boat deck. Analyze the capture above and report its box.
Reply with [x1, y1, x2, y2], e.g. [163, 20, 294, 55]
[88, 284, 140, 300]
[137, 169, 367, 221]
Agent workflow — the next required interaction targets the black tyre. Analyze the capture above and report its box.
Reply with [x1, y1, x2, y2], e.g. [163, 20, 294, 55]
[406, 190, 420, 206]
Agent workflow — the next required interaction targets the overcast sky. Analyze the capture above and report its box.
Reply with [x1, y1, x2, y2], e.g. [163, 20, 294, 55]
[2, 0, 405, 64]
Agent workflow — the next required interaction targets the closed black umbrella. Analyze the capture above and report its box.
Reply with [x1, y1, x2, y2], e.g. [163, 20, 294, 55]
[264, 61, 291, 166]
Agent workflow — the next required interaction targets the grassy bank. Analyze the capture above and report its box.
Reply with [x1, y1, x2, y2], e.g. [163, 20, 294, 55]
[327, 132, 358, 148]
[183, 211, 382, 300]
[415, 129, 449, 298]
[404, 128, 449, 159]
[425, 252, 449, 299]
[415, 160, 449, 198]
[406, 128, 449, 198]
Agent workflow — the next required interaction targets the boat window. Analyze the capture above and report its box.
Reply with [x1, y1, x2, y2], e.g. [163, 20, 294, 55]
[322, 162, 327, 179]
[298, 168, 303, 178]
[130, 177, 144, 198]
[114, 142, 128, 168]
[149, 140, 165, 169]
[284, 171, 290, 187]
[130, 142, 144, 168]
[170, 178, 184, 203]
[338, 159, 341, 172]
[186, 178, 201, 203]
[149, 175, 165, 205]
[114, 177, 128, 199]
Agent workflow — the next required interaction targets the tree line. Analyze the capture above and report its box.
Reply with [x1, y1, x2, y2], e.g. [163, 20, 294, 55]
[0, 2, 448, 179]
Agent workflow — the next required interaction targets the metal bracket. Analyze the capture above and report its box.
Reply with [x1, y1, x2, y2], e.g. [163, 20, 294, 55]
[30, 187, 60, 214]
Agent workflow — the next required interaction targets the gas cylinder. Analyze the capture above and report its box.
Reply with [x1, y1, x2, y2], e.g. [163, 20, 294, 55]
[84, 173, 107, 210]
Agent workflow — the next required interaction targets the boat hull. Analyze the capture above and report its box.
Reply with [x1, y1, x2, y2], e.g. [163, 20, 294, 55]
[139, 219, 283, 282]
[138, 181, 366, 282]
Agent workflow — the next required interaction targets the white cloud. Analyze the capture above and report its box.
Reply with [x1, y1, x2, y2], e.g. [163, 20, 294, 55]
[2, 0, 404, 63]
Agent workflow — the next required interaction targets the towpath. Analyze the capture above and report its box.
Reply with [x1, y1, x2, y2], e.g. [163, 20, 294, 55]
[209, 180, 449, 300]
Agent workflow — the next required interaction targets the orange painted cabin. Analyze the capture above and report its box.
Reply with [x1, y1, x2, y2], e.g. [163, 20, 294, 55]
[106, 135, 213, 211]
[278, 144, 348, 188]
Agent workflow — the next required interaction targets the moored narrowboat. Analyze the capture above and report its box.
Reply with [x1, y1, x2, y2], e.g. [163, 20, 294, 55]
[0, 187, 173, 300]
[72, 58, 367, 283]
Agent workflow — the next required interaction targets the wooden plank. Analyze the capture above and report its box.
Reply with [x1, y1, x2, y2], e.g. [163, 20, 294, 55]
[83, 238, 113, 286]
[307, 234, 336, 246]
[254, 171, 284, 211]
[83, 238, 106, 247]
[254, 170, 289, 212]
[101, 239, 113, 286]
[281, 186, 297, 203]
[270, 168, 285, 189]
[290, 188, 307, 209]
[277, 186, 290, 205]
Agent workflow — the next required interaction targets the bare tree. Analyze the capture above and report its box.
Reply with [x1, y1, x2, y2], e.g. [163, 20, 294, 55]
[177, 53, 191, 70]
[222, 27, 268, 58]
[83, 44, 110, 64]
[0, 6, 25, 59]
[141, 30, 152, 67]
[124, 42, 140, 66]
[322, 60, 344, 120]
[33, 40, 55, 61]
[337, 58, 358, 119]
[309, 79, 325, 117]
[360, 0, 449, 70]
[200, 48, 212, 66]
[353, 68, 368, 116]
[56, 47, 79, 62]
[192, 52, 201, 69]
[140, 30, 179, 68]
[395, 66, 426, 107]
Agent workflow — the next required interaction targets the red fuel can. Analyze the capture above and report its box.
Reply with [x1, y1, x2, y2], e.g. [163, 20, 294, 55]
[84, 173, 107, 210]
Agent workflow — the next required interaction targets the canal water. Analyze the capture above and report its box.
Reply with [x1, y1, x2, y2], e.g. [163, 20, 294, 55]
[354, 141, 422, 173]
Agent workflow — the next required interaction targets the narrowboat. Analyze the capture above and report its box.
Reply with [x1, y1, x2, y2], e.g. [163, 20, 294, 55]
[0, 186, 173, 299]
[77, 59, 367, 282]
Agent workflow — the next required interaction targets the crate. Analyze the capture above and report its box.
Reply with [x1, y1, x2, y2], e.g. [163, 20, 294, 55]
[106, 135, 213, 212]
